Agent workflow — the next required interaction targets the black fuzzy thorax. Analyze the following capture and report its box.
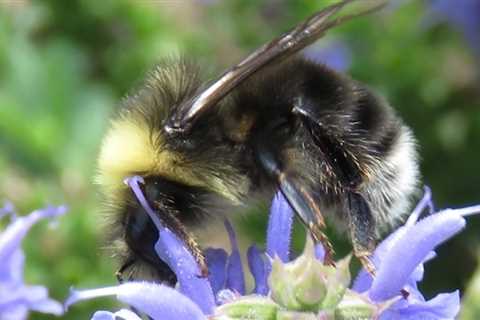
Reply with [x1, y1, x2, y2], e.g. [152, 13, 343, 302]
[228, 57, 402, 196]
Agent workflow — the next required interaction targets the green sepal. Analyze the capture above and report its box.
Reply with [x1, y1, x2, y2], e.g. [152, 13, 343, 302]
[334, 290, 376, 320]
[214, 296, 279, 320]
[276, 310, 319, 320]
[320, 254, 352, 309]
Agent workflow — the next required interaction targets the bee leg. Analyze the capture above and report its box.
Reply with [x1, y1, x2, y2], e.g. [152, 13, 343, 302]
[279, 174, 337, 265]
[154, 201, 209, 278]
[256, 141, 335, 265]
[116, 258, 136, 283]
[347, 192, 377, 275]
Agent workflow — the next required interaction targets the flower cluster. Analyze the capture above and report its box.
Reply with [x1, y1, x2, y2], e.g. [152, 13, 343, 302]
[0, 202, 66, 319]
[64, 177, 480, 320]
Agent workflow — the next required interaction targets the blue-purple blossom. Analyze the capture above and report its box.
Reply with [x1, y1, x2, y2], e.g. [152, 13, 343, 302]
[266, 192, 294, 263]
[426, 0, 480, 57]
[224, 219, 246, 295]
[66, 282, 207, 320]
[353, 188, 467, 319]
[204, 247, 228, 297]
[247, 245, 269, 295]
[65, 180, 478, 319]
[0, 203, 66, 320]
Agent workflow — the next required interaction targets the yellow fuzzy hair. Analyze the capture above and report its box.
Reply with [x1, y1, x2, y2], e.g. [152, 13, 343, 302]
[96, 113, 248, 204]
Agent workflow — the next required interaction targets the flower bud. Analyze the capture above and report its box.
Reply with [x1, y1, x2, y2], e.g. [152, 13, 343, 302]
[269, 237, 351, 312]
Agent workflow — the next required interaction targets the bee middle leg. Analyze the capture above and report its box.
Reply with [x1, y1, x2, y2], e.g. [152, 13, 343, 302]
[279, 172, 336, 265]
[347, 192, 376, 275]
[255, 139, 335, 265]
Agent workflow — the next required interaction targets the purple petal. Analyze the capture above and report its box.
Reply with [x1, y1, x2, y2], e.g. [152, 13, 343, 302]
[353, 194, 476, 294]
[91, 309, 142, 320]
[28, 291, 64, 316]
[0, 205, 65, 319]
[352, 211, 420, 293]
[1, 285, 63, 317]
[448, 204, 480, 217]
[352, 225, 405, 293]
[369, 212, 465, 301]
[406, 186, 434, 227]
[224, 220, 246, 295]
[124, 176, 163, 231]
[266, 191, 294, 263]
[380, 291, 460, 320]
[352, 268, 373, 293]
[125, 176, 215, 314]
[315, 243, 326, 263]
[353, 189, 449, 293]
[353, 245, 436, 294]
[66, 282, 207, 320]
[204, 248, 228, 296]
[0, 206, 67, 263]
[154, 229, 215, 314]
[405, 251, 436, 289]
[0, 305, 28, 320]
[402, 291, 460, 319]
[118, 283, 207, 320]
[247, 245, 269, 295]
[0, 249, 24, 284]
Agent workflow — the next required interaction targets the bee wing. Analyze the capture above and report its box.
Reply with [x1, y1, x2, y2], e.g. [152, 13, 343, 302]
[165, 0, 386, 134]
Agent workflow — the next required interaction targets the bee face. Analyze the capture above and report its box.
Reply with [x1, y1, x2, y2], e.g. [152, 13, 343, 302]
[98, 0, 418, 281]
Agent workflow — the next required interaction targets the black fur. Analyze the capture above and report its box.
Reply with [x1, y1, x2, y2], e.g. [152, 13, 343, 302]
[106, 56, 417, 283]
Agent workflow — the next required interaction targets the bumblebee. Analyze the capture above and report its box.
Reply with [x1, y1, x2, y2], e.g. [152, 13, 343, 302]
[97, 0, 419, 283]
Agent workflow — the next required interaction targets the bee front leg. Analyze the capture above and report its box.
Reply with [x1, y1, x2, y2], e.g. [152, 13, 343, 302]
[116, 258, 136, 283]
[347, 192, 377, 275]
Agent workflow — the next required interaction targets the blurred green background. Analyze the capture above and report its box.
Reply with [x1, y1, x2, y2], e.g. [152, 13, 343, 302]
[1, 0, 479, 319]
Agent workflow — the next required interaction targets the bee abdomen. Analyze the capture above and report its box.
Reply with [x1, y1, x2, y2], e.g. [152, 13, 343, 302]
[361, 124, 419, 234]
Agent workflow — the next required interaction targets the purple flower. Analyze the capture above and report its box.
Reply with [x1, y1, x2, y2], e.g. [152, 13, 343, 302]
[66, 176, 216, 319]
[65, 177, 285, 319]
[0, 203, 66, 319]
[266, 192, 294, 263]
[65, 180, 477, 319]
[66, 282, 207, 320]
[247, 245, 269, 295]
[124, 176, 215, 314]
[353, 187, 475, 319]
[426, 0, 480, 57]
